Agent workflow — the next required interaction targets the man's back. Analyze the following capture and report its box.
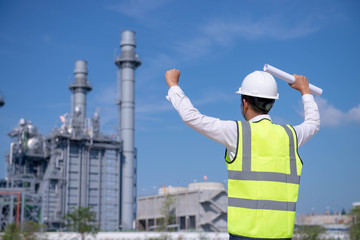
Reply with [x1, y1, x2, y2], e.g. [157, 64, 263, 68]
[226, 120, 302, 239]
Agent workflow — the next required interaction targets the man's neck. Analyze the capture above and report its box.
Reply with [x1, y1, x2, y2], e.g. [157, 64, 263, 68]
[248, 114, 272, 123]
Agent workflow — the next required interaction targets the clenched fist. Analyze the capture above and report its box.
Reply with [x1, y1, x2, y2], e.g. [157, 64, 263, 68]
[165, 69, 180, 88]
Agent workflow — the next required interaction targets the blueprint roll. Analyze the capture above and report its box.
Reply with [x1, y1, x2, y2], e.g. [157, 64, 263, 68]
[263, 64, 323, 96]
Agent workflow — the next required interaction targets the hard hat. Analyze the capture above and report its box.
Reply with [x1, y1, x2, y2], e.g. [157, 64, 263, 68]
[236, 71, 279, 99]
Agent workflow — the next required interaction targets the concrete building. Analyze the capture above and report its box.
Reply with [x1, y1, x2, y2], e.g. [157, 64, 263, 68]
[137, 182, 228, 232]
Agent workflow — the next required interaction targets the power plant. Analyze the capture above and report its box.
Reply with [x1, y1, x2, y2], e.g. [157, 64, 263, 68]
[0, 30, 141, 231]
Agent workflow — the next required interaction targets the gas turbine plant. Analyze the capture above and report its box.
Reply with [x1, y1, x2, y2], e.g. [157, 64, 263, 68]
[0, 30, 141, 231]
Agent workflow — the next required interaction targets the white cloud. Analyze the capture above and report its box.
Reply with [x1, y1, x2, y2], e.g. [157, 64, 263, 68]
[203, 16, 320, 42]
[172, 15, 320, 60]
[106, 1, 332, 64]
[347, 104, 360, 124]
[172, 37, 213, 60]
[315, 98, 343, 127]
[315, 97, 360, 127]
[105, 0, 169, 19]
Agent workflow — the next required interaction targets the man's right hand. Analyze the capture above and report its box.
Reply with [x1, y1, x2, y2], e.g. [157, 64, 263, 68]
[289, 74, 311, 95]
[165, 69, 180, 88]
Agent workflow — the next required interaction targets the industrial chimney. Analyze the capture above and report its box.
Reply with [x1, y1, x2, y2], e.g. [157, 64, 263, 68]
[114, 30, 141, 230]
[69, 60, 92, 129]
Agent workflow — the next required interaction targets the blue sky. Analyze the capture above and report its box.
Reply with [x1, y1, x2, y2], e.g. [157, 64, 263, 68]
[0, 0, 359, 215]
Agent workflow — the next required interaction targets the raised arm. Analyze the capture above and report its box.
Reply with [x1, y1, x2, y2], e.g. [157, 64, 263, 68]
[165, 69, 238, 152]
[291, 74, 320, 147]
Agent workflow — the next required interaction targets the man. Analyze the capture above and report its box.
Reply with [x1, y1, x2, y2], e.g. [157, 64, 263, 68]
[165, 68, 320, 239]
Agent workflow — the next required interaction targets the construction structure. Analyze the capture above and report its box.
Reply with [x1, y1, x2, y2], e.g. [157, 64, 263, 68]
[137, 182, 228, 232]
[0, 30, 141, 231]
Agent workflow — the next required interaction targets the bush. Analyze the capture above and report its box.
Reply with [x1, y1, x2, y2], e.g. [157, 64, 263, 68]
[2, 223, 21, 240]
[350, 208, 360, 240]
[294, 225, 326, 240]
[2, 221, 43, 240]
[64, 206, 99, 240]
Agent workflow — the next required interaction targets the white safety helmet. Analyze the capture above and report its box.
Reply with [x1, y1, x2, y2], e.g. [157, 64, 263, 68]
[236, 71, 279, 99]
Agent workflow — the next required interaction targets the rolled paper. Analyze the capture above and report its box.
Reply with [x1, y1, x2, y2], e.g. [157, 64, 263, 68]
[263, 64, 323, 96]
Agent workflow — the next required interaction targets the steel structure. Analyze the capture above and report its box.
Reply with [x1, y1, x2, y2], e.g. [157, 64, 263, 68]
[41, 59, 123, 229]
[0, 60, 123, 230]
[0, 30, 141, 230]
[0, 118, 46, 230]
[0, 192, 21, 228]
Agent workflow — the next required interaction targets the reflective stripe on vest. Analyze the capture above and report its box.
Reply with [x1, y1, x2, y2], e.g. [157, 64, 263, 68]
[226, 120, 302, 239]
[228, 197, 296, 211]
[228, 170, 300, 184]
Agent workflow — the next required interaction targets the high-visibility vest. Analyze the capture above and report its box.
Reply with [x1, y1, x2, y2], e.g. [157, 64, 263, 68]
[225, 119, 302, 239]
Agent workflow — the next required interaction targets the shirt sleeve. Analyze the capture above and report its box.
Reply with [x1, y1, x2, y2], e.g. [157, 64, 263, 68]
[293, 94, 320, 147]
[167, 86, 238, 153]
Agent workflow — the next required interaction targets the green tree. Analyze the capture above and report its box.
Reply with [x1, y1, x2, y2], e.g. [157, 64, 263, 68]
[64, 206, 99, 240]
[159, 194, 176, 231]
[2, 221, 44, 240]
[350, 207, 360, 240]
[2, 223, 21, 240]
[342, 208, 347, 215]
[21, 220, 43, 240]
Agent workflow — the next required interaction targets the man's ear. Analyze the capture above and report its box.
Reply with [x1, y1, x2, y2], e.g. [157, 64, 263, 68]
[242, 98, 249, 110]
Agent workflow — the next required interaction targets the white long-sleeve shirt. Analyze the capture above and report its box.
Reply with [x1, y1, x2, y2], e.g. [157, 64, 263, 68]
[167, 86, 320, 161]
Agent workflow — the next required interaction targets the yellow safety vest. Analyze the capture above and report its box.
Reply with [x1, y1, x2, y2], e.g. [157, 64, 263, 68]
[225, 119, 302, 239]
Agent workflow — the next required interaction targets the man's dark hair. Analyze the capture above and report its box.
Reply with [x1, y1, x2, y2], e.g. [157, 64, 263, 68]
[241, 95, 275, 114]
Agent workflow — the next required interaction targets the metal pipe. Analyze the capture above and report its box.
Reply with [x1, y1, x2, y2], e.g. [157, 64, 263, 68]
[9, 142, 14, 165]
[114, 30, 141, 230]
[16, 192, 20, 226]
[9, 194, 14, 224]
[21, 192, 25, 224]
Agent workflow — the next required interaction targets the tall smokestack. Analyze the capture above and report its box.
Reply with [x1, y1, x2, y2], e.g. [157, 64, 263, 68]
[69, 60, 92, 128]
[114, 30, 141, 230]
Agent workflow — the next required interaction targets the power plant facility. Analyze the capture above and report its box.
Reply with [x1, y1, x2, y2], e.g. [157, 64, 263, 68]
[0, 30, 141, 231]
